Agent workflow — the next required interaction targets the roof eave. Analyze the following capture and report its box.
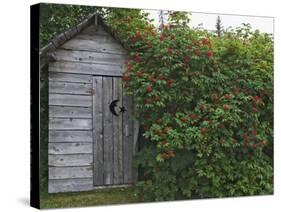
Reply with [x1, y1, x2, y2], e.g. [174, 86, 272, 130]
[39, 13, 130, 69]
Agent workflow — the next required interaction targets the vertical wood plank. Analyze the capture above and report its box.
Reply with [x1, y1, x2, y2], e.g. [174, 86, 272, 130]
[113, 78, 123, 184]
[103, 77, 114, 185]
[118, 82, 125, 184]
[132, 99, 139, 183]
[93, 77, 104, 186]
[123, 89, 134, 184]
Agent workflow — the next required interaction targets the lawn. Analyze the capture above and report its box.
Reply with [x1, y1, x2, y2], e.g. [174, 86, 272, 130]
[40, 186, 143, 209]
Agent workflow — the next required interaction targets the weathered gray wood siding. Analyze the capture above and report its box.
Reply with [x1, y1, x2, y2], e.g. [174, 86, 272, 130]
[48, 71, 94, 193]
[48, 23, 138, 193]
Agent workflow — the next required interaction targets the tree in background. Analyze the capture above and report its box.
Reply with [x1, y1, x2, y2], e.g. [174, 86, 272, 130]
[215, 16, 223, 37]
[39, 3, 104, 47]
[159, 10, 165, 29]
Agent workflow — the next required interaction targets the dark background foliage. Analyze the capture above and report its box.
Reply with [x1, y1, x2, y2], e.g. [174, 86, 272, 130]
[40, 4, 100, 47]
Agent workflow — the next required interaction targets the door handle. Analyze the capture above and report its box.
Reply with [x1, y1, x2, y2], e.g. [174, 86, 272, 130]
[125, 124, 129, 137]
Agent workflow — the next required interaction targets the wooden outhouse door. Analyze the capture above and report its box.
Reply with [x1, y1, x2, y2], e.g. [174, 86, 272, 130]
[92, 76, 135, 186]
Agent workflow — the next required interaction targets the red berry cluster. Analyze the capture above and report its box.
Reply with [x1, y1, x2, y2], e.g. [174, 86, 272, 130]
[167, 46, 173, 54]
[200, 127, 207, 135]
[189, 38, 214, 58]
[130, 30, 143, 43]
[161, 150, 175, 160]
[122, 74, 129, 82]
[252, 95, 263, 112]
[146, 84, 153, 93]
[241, 130, 266, 149]
[160, 34, 165, 41]
[126, 61, 132, 72]
[133, 53, 141, 62]
[166, 79, 176, 87]
[137, 71, 144, 77]
[206, 51, 214, 58]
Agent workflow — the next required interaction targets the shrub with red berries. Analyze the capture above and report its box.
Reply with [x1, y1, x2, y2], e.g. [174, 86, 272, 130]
[106, 10, 273, 201]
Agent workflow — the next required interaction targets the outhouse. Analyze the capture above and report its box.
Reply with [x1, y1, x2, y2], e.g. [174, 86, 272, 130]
[40, 14, 139, 193]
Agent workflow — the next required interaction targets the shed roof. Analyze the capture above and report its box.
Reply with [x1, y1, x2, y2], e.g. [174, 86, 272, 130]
[40, 14, 129, 69]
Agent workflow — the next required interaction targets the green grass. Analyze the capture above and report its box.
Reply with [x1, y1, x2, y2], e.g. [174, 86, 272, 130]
[40, 186, 143, 209]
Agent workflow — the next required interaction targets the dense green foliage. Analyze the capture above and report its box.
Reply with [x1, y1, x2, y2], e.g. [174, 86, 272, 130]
[106, 10, 273, 200]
